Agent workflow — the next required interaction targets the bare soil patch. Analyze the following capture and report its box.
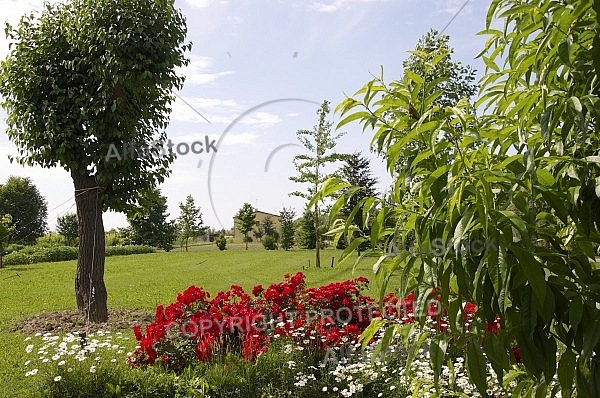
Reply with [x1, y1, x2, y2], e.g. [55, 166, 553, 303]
[11, 309, 153, 335]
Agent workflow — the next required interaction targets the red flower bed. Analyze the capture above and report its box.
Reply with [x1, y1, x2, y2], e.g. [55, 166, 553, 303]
[130, 273, 520, 370]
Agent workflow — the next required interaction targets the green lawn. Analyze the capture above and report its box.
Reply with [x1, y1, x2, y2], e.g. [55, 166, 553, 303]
[0, 246, 379, 397]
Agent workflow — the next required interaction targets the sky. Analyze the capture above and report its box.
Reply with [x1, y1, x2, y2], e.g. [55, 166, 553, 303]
[0, 0, 491, 232]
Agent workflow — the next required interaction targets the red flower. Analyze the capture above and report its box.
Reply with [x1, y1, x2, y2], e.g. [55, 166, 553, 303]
[252, 285, 264, 296]
[513, 346, 521, 363]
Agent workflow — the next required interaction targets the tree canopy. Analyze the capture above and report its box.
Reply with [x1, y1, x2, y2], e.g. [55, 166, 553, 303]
[0, 0, 190, 322]
[0, 176, 48, 244]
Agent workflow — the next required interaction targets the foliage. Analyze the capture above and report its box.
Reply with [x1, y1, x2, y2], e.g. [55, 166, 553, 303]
[2, 245, 155, 265]
[4, 243, 23, 255]
[327, 0, 600, 396]
[262, 235, 278, 250]
[0, 214, 15, 268]
[337, 152, 379, 252]
[215, 233, 227, 250]
[177, 195, 205, 252]
[0, 176, 48, 244]
[262, 217, 279, 241]
[128, 188, 177, 251]
[104, 245, 155, 257]
[290, 100, 347, 268]
[253, 224, 264, 242]
[0, 0, 190, 322]
[235, 203, 256, 250]
[403, 29, 478, 109]
[279, 207, 296, 251]
[296, 207, 317, 250]
[56, 213, 78, 247]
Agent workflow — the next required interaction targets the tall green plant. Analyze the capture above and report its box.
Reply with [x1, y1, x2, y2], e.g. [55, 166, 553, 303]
[290, 100, 347, 268]
[325, 1, 600, 396]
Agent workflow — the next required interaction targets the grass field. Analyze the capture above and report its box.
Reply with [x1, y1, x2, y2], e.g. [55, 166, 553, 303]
[0, 244, 380, 397]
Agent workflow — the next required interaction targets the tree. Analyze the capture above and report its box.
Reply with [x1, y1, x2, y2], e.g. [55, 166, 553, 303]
[177, 195, 205, 252]
[235, 203, 256, 250]
[215, 233, 227, 251]
[279, 207, 296, 251]
[338, 152, 378, 252]
[128, 188, 177, 251]
[332, 1, 600, 395]
[296, 207, 316, 250]
[0, 176, 48, 244]
[290, 100, 347, 267]
[253, 224, 264, 243]
[262, 217, 279, 241]
[57, 213, 79, 247]
[402, 29, 477, 109]
[0, 0, 190, 322]
[0, 214, 15, 269]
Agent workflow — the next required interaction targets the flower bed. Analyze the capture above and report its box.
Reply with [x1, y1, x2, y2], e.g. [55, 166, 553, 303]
[21, 273, 552, 397]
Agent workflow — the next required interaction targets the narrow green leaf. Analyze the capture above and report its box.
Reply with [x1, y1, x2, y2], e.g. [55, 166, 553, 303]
[466, 339, 488, 396]
[558, 349, 575, 398]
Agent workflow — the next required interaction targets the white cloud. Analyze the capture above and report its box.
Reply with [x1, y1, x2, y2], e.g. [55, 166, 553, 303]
[435, 0, 473, 16]
[307, 0, 387, 13]
[170, 96, 284, 130]
[239, 112, 282, 128]
[227, 15, 244, 25]
[176, 54, 234, 86]
[170, 96, 240, 123]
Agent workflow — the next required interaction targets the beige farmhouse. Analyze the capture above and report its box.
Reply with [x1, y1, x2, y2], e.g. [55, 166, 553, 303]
[232, 210, 281, 242]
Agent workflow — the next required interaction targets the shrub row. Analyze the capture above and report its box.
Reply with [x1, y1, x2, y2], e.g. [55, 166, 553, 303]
[2, 245, 155, 266]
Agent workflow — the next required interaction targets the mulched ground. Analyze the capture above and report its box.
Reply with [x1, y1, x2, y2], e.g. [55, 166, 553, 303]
[11, 309, 154, 335]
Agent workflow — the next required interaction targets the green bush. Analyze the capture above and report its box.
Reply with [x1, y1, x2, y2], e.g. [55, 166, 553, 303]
[105, 245, 155, 257]
[262, 235, 278, 250]
[4, 243, 24, 254]
[30, 246, 78, 263]
[2, 245, 154, 265]
[215, 234, 227, 250]
[36, 233, 66, 247]
[3, 251, 30, 265]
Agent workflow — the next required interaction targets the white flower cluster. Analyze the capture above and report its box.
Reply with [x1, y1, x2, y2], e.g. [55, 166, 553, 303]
[279, 322, 565, 398]
[23, 330, 130, 381]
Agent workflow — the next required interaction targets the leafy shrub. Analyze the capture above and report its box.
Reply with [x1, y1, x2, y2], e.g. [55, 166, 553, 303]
[3, 251, 30, 265]
[3, 245, 77, 264]
[105, 245, 154, 257]
[215, 234, 227, 250]
[36, 233, 65, 247]
[262, 235, 278, 250]
[2, 245, 154, 265]
[28, 246, 78, 263]
[4, 243, 24, 254]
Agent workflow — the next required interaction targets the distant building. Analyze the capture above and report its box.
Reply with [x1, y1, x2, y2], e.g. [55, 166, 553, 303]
[232, 210, 281, 242]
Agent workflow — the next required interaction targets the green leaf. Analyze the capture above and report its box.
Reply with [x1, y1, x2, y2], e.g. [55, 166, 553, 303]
[358, 318, 385, 349]
[558, 349, 575, 398]
[429, 334, 448, 385]
[569, 96, 582, 113]
[404, 69, 424, 84]
[511, 245, 546, 306]
[557, 37, 572, 66]
[466, 339, 488, 396]
[536, 169, 555, 187]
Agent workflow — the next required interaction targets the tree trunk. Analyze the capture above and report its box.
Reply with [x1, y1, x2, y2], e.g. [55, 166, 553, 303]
[72, 171, 108, 323]
[315, 206, 321, 268]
